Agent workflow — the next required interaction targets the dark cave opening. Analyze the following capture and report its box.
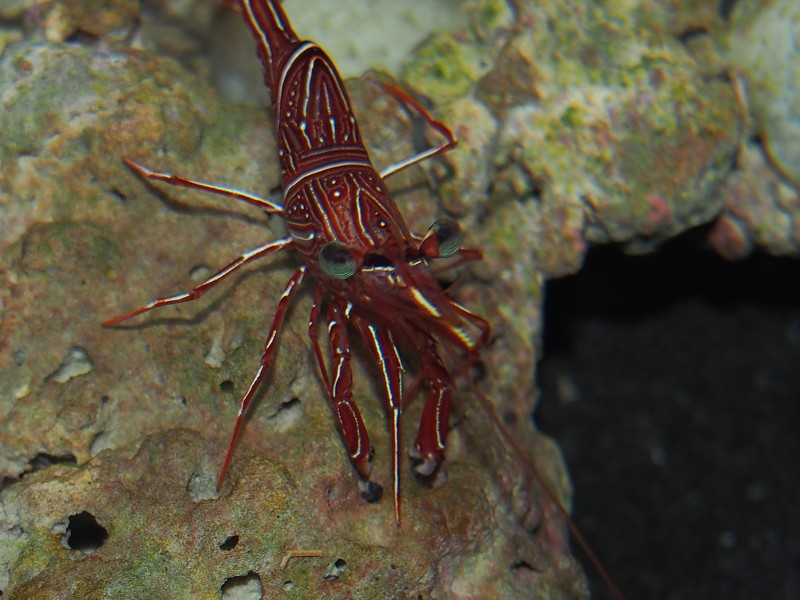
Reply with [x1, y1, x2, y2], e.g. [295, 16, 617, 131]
[536, 231, 800, 600]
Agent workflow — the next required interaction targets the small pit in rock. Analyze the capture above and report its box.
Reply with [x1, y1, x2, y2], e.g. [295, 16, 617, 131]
[62, 511, 108, 553]
[219, 534, 239, 551]
[270, 397, 302, 432]
[25, 452, 77, 476]
[220, 571, 262, 599]
[358, 480, 383, 503]
[323, 558, 348, 581]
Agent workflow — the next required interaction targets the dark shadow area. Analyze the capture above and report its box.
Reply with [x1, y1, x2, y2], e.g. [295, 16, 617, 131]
[64, 511, 109, 554]
[537, 231, 800, 600]
[218, 534, 239, 551]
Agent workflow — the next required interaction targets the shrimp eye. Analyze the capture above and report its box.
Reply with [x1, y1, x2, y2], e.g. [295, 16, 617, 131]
[425, 218, 463, 258]
[319, 241, 357, 279]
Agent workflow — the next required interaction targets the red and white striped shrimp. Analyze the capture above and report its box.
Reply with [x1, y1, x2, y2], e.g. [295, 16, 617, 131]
[105, 0, 487, 527]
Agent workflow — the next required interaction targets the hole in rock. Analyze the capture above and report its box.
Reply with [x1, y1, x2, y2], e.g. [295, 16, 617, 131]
[511, 559, 537, 573]
[109, 188, 127, 203]
[270, 397, 303, 432]
[63, 511, 109, 553]
[26, 452, 77, 476]
[219, 534, 239, 551]
[220, 571, 262, 599]
[676, 26, 709, 45]
[324, 557, 348, 581]
[358, 480, 383, 503]
[278, 397, 300, 412]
